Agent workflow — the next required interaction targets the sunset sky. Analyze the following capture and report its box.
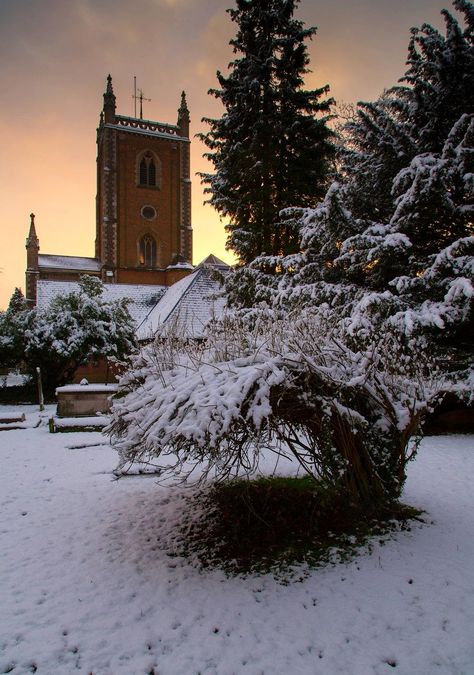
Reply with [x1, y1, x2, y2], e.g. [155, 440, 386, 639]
[0, 0, 452, 308]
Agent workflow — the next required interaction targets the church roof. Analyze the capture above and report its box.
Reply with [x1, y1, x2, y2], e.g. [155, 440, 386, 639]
[38, 255, 101, 272]
[37, 280, 166, 326]
[36, 253, 229, 340]
[137, 265, 226, 340]
[197, 254, 231, 270]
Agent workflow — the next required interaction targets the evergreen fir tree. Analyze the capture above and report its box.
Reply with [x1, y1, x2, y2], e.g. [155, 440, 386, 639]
[7, 288, 27, 315]
[273, 1, 473, 381]
[400, 0, 474, 154]
[199, 0, 334, 264]
[338, 114, 474, 289]
[339, 1, 474, 227]
[0, 289, 29, 370]
[339, 94, 417, 223]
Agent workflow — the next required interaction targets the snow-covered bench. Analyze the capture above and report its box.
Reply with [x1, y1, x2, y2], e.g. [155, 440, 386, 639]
[0, 412, 26, 424]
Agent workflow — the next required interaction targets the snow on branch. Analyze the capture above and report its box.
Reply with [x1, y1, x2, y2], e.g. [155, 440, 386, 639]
[108, 308, 440, 503]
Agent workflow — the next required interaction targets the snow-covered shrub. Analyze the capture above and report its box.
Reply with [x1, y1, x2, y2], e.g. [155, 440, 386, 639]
[12, 276, 137, 393]
[0, 288, 28, 371]
[108, 308, 439, 506]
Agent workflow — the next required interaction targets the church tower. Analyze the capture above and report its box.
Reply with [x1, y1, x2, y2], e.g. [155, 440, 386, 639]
[96, 75, 193, 285]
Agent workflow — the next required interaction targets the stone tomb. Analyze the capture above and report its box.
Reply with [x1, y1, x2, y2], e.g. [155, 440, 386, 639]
[55, 382, 118, 418]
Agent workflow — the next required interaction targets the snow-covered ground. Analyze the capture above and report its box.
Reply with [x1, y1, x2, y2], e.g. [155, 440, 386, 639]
[1, 404, 473, 675]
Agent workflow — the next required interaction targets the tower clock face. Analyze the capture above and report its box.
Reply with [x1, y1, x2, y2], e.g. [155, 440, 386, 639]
[141, 205, 157, 220]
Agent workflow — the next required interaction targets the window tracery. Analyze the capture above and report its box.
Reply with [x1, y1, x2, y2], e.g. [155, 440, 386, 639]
[137, 151, 161, 188]
[138, 234, 157, 267]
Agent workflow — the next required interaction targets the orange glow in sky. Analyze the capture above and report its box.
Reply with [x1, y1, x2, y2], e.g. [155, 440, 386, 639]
[0, 0, 448, 308]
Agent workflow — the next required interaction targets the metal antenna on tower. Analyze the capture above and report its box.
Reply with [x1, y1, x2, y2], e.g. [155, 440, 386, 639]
[133, 75, 137, 118]
[132, 79, 151, 120]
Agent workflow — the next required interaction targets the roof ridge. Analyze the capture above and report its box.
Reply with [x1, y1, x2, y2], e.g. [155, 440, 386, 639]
[39, 253, 98, 260]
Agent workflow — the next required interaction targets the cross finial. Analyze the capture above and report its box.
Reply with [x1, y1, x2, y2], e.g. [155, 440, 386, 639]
[132, 85, 151, 120]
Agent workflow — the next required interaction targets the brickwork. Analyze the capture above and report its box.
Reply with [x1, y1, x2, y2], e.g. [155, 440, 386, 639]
[96, 77, 193, 284]
[26, 76, 194, 306]
[115, 132, 181, 270]
[114, 266, 191, 286]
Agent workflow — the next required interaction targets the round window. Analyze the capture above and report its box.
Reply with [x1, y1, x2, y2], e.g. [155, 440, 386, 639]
[141, 205, 157, 220]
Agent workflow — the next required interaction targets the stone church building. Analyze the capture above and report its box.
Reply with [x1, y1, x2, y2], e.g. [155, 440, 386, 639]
[26, 75, 197, 306]
[24, 76, 228, 381]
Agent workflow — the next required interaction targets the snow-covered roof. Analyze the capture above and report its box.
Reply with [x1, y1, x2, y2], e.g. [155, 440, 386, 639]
[36, 253, 228, 338]
[37, 280, 166, 326]
[38, 255, 101, 272]
[137, 266, 226, 340]
[105, 123, 189, 143]
[56, 384, 118, 394]
[166, 261, 194, 271]
[197, 254, 230, 271]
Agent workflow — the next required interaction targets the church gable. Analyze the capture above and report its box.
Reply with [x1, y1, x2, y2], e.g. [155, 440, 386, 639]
[137, 256, 230, 340]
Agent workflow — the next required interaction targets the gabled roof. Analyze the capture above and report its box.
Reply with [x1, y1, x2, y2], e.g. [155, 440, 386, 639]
[137, 266, 226, 340]
[38, 255, 101, 272]
[197, 254, 230, 271]
[36, 253, 229, 339]
[37, 280, 166, 326]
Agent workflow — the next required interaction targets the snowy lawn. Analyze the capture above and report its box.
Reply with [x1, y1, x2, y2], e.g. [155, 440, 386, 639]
[1, 405, 473, 675]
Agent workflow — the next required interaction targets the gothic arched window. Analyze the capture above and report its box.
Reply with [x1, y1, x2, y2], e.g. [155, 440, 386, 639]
[138, 234, 157, 267]
[137, 151, 160, 188]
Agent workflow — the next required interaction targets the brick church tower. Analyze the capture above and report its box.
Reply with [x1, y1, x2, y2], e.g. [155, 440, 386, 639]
[96, 75, 193, 286]
[25, 76, 194, 307]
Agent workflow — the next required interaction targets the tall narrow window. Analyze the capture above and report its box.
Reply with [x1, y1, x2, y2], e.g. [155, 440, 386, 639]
[138, 152, 159, 187]
[139, 234, 157, 267]
[139, 158, 148, 185]
[148, 159, 156, 186]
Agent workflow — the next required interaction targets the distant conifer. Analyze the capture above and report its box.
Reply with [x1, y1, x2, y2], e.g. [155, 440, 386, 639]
[199, 0, 334, 265]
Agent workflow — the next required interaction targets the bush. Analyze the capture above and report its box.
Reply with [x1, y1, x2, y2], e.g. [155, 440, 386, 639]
[108, 308, 440, 507]
[0, 276, 137, 396]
